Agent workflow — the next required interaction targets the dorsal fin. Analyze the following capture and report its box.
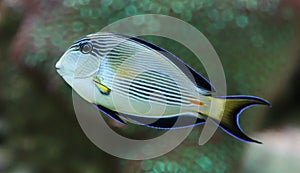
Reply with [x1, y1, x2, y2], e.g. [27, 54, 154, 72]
[114, 33, 216, 93]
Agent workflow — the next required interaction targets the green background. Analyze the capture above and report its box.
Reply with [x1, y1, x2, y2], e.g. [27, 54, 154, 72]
[0, 0, 299, 172]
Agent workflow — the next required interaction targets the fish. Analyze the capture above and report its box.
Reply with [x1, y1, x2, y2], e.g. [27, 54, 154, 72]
[55, 32, 271, 144]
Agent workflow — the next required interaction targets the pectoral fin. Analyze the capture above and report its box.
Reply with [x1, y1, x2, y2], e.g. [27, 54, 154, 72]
[93, 76, 111, 95]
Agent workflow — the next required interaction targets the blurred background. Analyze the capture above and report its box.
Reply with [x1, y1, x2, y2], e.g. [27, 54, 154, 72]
[0, 0, 300, 172]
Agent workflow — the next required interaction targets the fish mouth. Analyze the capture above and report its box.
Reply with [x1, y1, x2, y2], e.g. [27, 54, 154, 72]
[55, 68, 71, 79]
[55, 67, 63, 76]
[55, 60, 67, 77]
[55, 59, 63, 69]
[56, 68, 61, 75]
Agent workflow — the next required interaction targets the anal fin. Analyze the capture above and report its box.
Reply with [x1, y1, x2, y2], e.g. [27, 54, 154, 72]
[95, 104, 126, 124]
[123, 114, 206, 129]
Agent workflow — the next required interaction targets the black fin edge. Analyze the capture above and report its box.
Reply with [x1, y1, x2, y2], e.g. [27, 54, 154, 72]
[216, 95, 272, 107]
[95, 103, 205, 130]
[94, 104, 126, 124]
[213, 119, 263, 144]
[214, 95, 271, 144]
[127, 115, 206, 130]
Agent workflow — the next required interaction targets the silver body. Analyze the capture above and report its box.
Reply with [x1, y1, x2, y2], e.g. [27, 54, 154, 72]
[56, 32, 218, 120]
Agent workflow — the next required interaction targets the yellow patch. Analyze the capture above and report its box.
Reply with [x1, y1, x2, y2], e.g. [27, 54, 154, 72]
[93, 76, 111, 95]
[96, 83, 109, 92]
[116, 66, 135, 79]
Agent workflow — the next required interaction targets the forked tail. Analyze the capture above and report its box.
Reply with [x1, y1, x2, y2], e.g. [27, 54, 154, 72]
[212, 96, 271, 144]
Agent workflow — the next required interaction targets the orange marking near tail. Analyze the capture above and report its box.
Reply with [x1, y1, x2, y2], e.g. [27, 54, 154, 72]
[189, 99, 205, 106]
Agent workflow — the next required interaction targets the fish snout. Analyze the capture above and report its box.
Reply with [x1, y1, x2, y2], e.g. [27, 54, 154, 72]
[55, 60, 63, 70]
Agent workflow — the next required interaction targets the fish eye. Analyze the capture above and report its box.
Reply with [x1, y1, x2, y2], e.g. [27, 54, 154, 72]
[79, 42, 93, 54]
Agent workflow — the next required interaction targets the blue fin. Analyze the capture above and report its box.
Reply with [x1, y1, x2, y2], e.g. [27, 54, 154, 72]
[114, 33, 216, 93]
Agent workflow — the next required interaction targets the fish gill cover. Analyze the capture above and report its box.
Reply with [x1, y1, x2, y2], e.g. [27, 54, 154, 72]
[4, 0, 299, 173]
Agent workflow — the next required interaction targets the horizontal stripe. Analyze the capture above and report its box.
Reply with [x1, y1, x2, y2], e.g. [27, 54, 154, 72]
[100, 71, 188, 95]
[112, 83, 189, 106]
[119, 79, 183, 101]
[80, 32, 201, 105]
[110, 78, 193, 104]
[99, 70, 194, 98]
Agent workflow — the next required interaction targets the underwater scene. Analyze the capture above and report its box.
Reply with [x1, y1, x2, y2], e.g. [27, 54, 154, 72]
[0, 0, 300, 173]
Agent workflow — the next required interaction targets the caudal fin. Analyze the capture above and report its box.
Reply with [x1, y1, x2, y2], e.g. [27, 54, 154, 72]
[214, 96, 271, 144]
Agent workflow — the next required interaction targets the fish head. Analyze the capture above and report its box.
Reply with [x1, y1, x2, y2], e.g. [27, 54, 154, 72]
[55, 36, 101, 87]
